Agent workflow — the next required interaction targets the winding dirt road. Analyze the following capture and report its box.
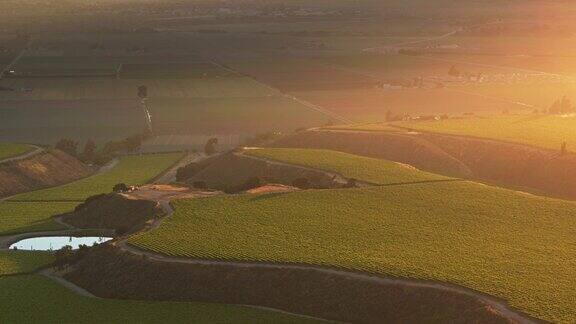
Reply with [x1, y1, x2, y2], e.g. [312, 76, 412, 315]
[151, 152, 203, 184]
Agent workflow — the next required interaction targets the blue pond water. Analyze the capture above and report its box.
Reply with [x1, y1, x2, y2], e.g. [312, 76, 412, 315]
[10, 236, 112, 251]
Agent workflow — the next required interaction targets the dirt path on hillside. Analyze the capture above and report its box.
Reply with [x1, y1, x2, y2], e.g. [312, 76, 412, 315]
[112, 198, 538, 324]
[311, 126, 564, 157]
[240, 148, 462, 188]
[384, 124, 567, 157]
[151, 152, 203, 184]
[238, 149, 354, 186]
[0, 145, 44, 164]
[40, 268, 99, 298]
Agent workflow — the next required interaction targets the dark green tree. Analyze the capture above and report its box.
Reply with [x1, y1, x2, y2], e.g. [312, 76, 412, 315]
[81, 139, 97, 162]
[204, 138, 218, 155]
[55, 138, 78, 157]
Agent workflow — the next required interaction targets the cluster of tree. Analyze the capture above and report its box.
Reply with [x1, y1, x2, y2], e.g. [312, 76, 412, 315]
[548, 96, 574, 114]
[176, 162, 204, 182]
[55, 130, 152, 166]
[113, 183, 130, 193]
[385, 110, 412, 122]
[448, 66, 483, 82]
[54, 244, 91, 271]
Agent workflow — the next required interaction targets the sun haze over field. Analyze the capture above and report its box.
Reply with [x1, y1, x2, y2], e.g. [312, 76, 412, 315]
[3, 1, 576, 323]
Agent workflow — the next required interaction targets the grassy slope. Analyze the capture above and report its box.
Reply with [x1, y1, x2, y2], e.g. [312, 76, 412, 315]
[0, 275, 324, 324]
[394, 115, 576, 152]
[0, 143, 33, 160]
[11, 153, 182, 202]
[1, 153, 182, 234]
[0, 201, 77, 235]
[131, 182, 576, 323]
[0, 251, 54, 275]
[245, 148, 448, 184]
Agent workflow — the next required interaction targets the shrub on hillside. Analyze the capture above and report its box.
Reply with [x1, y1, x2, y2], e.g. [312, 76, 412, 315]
[113, 183, 129, 193]
[176, 162, 201, 181]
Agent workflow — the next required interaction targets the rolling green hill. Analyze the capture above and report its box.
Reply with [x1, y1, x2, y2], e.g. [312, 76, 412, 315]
[394, 115, 576, 152]
[245, 147, 448, 184]
[1, 153, 182, 235]
[131, 181, 576, 323]
[0, 201, 76, 235]
[11, 153, 182, 202]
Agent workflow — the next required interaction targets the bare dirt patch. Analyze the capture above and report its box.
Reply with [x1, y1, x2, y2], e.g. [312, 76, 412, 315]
[123, 184, 221, 201]
[246, 184, 299, 194]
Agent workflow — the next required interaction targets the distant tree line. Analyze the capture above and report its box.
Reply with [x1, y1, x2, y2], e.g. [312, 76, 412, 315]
[54, 129, 152, 166]
[548, 96, 574, 115]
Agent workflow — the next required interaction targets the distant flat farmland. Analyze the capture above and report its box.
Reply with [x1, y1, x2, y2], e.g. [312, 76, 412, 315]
[119, 62, 237, 79]
[314, 54, 512, 80]
[448, 82, 576, 109]
[0, 99, 144, 144]
[149, 96, 332, 134]
[226, 58, 381, 92]
[291, 88, 515, 121]
[0, 77, 275, 100]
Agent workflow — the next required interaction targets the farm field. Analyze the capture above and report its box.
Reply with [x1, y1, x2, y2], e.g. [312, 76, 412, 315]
[291, 88, 515, 121]
[244, 148, 447, 184]
[225, 58, 381, 92]
[119, 62, 237, 79]
[0, 275, 324, 324]
[0, 55, 332, 144]
[0, 76, 275, 100]
[150, 96, 331, 134]
[0, 201, 76, 235]
[0, 143, 33, 160]
[447, 82, 576, 110]
[130, 181, 576, 323]
[0, 251, 53, 275]
[435, 35, 576, 57]
[322, 123, 400, 132]
[11, 153, 183, 202]
[425, 53, 576, 76]
[314, 54, 513, 80]
[394, 115, 576, 152]
[162, 17, 453, 37]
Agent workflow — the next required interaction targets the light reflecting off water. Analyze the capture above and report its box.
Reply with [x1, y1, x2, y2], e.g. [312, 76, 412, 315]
[9, 236, 112, 251]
